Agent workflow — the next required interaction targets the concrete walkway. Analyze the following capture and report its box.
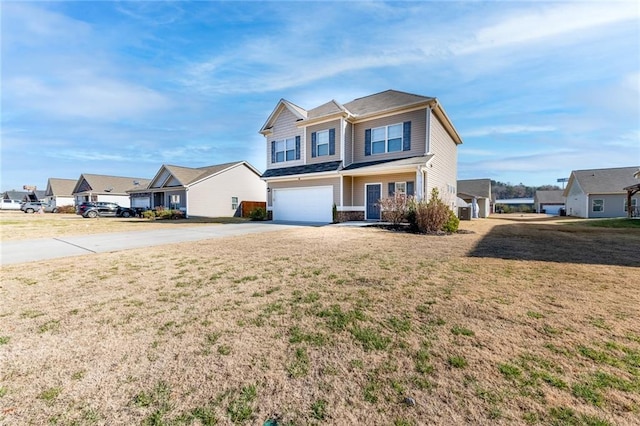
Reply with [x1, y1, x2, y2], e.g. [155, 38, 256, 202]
[0, 222, 315, 266]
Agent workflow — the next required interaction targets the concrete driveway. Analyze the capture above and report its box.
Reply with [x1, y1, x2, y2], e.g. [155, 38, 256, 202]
[0, 222, 314, 266]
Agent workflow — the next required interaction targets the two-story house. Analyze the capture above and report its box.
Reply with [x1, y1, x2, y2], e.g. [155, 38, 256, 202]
[259, 90, 463, 222]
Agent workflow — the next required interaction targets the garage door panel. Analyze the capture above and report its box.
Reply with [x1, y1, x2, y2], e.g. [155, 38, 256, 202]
[273, 187, 333, 222]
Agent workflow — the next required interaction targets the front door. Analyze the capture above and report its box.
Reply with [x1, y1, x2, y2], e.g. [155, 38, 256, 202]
[154, 192, 163, 208]
[366, 184, 381, 220]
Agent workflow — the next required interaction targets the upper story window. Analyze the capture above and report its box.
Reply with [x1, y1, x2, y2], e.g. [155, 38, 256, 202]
[271, 136, 300, 163]
[365, 121, 411, 156]
[311, 128, 336, 158]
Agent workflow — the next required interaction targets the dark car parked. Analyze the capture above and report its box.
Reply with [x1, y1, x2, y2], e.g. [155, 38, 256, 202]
[76, 202, 136, 218]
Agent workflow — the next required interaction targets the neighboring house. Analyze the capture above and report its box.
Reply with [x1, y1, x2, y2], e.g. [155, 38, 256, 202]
[128, 161, 265, 218]
[259, 89, 462, 222]
[534, 190, 565, 215]
[563, 166, 640, 218]
[457, 179, 492, 218]
[43, 178, 76, 209]
[72, 174, 151, 207]
[2, 190, 45, 202]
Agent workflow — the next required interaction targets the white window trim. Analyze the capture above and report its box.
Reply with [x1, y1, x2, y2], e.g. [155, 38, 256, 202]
[592, 199, 604, 212]
[371, 123, 403, 155]
[395, 182, 406, 195]
[274, 137, 296, 163]
[624, 198, 637, 212]
[316, 129, 329, 157]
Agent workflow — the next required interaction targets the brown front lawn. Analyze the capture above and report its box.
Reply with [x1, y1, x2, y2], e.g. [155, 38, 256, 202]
[0, 217, 638, 425]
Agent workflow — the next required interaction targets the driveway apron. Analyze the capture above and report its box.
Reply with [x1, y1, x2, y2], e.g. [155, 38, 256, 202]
[0, 222, 307, 265]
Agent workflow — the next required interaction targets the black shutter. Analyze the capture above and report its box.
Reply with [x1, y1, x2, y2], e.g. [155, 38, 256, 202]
[407, 181, 414, 196]
[311, 132, 317, 158]
[365, 129, 372, 156]
[329, 128, 335, 155]
[271, 141, 276, 163]
[295, 136, 301, 160]
[403, 121, 411, 151]
[388, 182, 395, 196]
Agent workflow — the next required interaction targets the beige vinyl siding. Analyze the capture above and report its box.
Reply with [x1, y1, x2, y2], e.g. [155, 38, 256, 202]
[342, 177, 353, 208]
[344, 122, 353, 166]
[306, 119, 341, 164]
[351, 172, 417, 206]
[352, 109, 427, 164]
[267, 107, 304, 169]
[187, 165, 266, 217]
[267, 177, 340, 207]
[426, 109, 458, 208]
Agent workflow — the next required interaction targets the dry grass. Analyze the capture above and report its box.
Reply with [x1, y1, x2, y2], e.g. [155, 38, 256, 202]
[0, 212, 249, 242]
[0, 216, 639, 425]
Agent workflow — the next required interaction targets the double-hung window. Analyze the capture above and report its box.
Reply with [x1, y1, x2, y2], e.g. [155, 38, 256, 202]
[274, 138, 296, 163]
[316, 130, 329, 156]
[624, 198, 637, 212]
[366, 122, 410, 156]
[592, 199, 604, 212]
[372, 124, 403, 154]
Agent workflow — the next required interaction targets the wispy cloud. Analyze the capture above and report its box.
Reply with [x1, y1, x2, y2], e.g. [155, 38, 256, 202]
[464, 125, 556, 138]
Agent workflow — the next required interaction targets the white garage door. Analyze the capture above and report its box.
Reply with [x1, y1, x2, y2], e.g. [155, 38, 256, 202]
[132, 197, 150, 209]
[273, 186, 333, 222]
[542, 205, 562, 215]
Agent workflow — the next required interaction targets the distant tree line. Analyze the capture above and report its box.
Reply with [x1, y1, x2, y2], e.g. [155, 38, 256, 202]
[491, 180, 560, 200]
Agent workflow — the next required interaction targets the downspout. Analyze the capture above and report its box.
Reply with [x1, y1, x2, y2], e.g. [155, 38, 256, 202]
[185, 187, 189, 218]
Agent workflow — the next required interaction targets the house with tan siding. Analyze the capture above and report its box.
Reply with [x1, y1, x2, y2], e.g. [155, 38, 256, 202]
[127, 161, 265, 218]
[259, 90, 463, 222]
[72, 174, 151, 207]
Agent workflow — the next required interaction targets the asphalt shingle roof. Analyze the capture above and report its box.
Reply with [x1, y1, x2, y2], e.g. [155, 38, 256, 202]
[46, 178, 76, 197]
[457, 179, 492, 199]
[571, 166, 640, 194]
[261, 161, 343, 178]
[535, 190, 564, 204]
[74, 174, 151, 195]
[343, 90, 434, 117]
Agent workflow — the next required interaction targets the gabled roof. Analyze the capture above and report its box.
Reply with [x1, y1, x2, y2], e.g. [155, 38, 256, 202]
[72, 174, 151, 195]
[260, 89, 462, 144]
[343, 89, 435, 117]
[2, 190, 38, 201]
[457, 179, 492, 199]
[307, 100, 348, 119]
[45, 178, 77, 197]
[146, 161, 261, 189]
[563, 166, 640, 196]
[534, 190, 564, 204]
[261, 161, 342, 179]
[259, 99, 308, 134]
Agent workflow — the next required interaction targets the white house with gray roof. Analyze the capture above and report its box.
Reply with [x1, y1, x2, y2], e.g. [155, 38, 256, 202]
[128, 161, 265, 218]
[534, 190, 565, 215]
[563, 166, 640, 218]
[457, 179, 492, 218]
[259, 89, 462, 222]
[43, 178, 77, 209]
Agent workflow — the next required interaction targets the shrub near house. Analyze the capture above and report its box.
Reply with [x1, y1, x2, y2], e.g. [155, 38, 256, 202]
[379, 188, 459, 233]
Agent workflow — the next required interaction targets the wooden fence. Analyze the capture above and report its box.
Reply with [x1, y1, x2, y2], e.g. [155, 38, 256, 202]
[240, 201, 266, 218]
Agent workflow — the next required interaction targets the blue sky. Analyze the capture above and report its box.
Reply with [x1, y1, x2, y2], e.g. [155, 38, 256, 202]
[1, 1, 639, 193]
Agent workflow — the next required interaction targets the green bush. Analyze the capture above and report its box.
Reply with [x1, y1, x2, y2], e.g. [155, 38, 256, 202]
[142, 210, 156, 220]
[443, 209, 460, 233]
[249, 207, 267, 221]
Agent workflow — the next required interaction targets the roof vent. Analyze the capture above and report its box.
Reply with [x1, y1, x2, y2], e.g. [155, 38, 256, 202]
[104, 187, 113, 192]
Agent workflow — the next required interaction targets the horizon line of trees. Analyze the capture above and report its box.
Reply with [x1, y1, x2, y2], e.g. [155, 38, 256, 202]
[491, 180, 561, 200]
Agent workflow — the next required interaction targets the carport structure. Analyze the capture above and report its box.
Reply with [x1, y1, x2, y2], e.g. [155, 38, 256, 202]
[624, 182, 640, 218]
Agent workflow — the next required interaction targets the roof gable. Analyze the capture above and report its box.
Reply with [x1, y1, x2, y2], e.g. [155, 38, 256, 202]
[534, 190, 564, 204]
[146, 161, 258, 189]
[73, 174, 150, 195]
[307, 100, 347, 119]
[45, 178, 77, 197]
[565, 166, 640, 195]
[259, 99, 308, 134]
